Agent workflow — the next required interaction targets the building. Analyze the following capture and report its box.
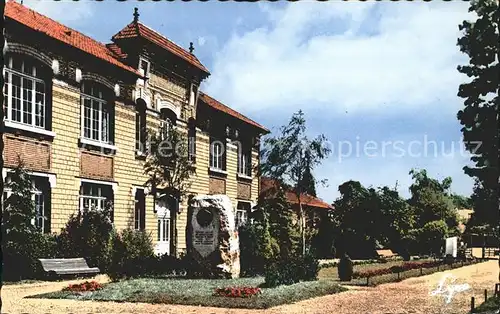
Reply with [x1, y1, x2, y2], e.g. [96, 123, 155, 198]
[2, 1, 268, 256]
[259, 177, 333, 227]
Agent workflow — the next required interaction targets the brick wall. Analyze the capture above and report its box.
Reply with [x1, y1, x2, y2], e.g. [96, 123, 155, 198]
[3, 135, 51, 171]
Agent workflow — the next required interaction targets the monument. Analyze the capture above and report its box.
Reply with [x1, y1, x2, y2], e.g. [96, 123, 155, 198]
[187, 194, 240, 278]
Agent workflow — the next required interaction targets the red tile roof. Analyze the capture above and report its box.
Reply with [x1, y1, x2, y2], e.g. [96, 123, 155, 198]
[198, 92, 269, 133]
[5, 1, 139, 76]
[106, 43, 128, 59]
[260, 177, 334, 210]
[112, 22, 210, 75]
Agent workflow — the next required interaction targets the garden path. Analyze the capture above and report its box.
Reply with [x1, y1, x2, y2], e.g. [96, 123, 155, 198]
[1, 260, 497, 314]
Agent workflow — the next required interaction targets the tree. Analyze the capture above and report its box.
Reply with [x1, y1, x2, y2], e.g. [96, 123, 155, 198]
[456, 0, 499, 280]
[3, 161, 37, 238]
[407, 169, 458, 230]
[144, 121, 196, 204]
[450, 193, 473, 209]
[298, 150, 317, 197]
[2, 161, 57, 280]
[332, 181, 381, 259]
[259, 188, 300, 259]
[261, 110, 330, 255]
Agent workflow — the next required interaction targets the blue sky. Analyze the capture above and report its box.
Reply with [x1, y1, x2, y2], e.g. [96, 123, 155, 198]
[23, 0, 477, 204]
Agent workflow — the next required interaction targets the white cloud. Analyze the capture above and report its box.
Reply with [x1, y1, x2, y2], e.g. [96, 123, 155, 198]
[198, 36, 206, 47]
[23, 0, 93, 24]
[205, 1, 473, 115]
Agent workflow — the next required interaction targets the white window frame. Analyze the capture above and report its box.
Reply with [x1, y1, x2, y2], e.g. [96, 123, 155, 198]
[157, 217, 170, 243]
[80, 82, 115, 149]
[3, 56, 54, 137]
[237, 145, 252, 177]
[235, 201, 251, 228]
[210, 140, 224, 170]
[134, 187, 146, 231]
[78, 179, 116, 212]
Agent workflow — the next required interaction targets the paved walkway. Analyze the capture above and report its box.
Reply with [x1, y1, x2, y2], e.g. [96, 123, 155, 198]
[1, 260, 498, 314]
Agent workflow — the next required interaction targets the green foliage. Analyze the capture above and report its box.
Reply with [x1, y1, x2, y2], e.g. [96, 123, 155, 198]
[258, 190, 300, 260]
[107, 229, 156, 281]
[456, 0, 499, 243]
[3, 161, 37, 236]
[238, 212, 279, 276]
[310, 211, 336, 258]
[263, 253, 319, 287]
[420, 220, 449, 256]
[57, 204, 114, 271]
[450, 193, 472, 209]
[337, 254, 353, 281]
[2, 162, 58, 281]
[332, 181, 384, 259]
[144, 121, 196, 200]
[261, 110, 331, 255]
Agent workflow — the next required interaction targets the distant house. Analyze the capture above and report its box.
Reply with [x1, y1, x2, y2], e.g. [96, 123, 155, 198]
[257, 177, 333, 227]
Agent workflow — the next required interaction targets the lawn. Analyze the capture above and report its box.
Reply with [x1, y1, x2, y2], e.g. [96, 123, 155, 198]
[473, 295, 499, 313]
[30, 277, 347, 309]
[319, 258, 481, 286]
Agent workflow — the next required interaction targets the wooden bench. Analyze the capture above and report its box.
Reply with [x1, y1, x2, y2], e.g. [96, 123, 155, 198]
[39, 258, 100, 277]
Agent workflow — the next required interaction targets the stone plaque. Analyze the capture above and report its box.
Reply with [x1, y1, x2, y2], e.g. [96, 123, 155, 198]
[191, 207, 219, 258]
[188, 195, 240, 278]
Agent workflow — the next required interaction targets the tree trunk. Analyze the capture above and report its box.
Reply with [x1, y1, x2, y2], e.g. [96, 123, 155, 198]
[299, 200, 305, 256]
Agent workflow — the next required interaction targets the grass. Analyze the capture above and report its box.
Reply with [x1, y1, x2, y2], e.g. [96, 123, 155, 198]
[29, 277, 347, 309]
[319, 259, 482, 287]
[473, 295, 499, 313]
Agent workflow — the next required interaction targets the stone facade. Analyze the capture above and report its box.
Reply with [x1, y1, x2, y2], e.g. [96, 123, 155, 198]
[3, 2, 266, 256]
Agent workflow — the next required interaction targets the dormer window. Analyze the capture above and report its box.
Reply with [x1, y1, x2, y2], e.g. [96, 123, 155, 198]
[139, 58, 150, 78]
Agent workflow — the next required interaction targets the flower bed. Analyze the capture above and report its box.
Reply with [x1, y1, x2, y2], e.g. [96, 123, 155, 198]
[62, 281, 103, 292]
[352, 260, 443, 279]
[214, 287, 262, 298]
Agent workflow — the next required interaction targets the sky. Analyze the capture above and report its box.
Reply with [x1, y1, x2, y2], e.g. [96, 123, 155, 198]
[22, 0, 477, 204]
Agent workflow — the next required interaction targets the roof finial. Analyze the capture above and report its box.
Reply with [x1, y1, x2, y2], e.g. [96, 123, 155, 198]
[133, 7, 140, 23]
[189, 42, 194, 54]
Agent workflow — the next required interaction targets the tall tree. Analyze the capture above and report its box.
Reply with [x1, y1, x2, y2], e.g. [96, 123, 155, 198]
[298, 150, 317, 197]
[261, 110, 330, 255]
[144, 121, 196, 202]
[456, 0, 499, 281]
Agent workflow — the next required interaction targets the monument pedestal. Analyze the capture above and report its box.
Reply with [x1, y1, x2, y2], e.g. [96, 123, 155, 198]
[187, 195, 240, 278]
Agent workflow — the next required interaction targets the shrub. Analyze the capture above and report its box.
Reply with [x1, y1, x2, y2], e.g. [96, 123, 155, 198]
[2, 162, 59, 281]
[3, 232, 58, 281]
[264, 253, 319, 287]
[107, 229, 156, 281]
[57, 204, 114, 272]
[238, 215, 278, 277]
[214, 287, 262, 298]
[337, 254, 353, 281]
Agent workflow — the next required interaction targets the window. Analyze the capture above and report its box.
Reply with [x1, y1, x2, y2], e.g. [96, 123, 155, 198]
[139, 58, 150, 78]
[188, 123, 196, 163]
[210, 137, 225, 171]
[3, 55, 48, 129]
[238, 142, 251, 177]
[134, 188, 146, 231]
[81, 82, 114, 144]
[3, 175, 50, 233]
[157, 218, 170, 242]
[79, 182, 113, 213]
[236, 201, 251, 228]
[135, 102, 147, 154]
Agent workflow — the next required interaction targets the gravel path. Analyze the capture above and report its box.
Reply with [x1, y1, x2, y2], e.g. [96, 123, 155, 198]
[1, 260, 498, 314]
